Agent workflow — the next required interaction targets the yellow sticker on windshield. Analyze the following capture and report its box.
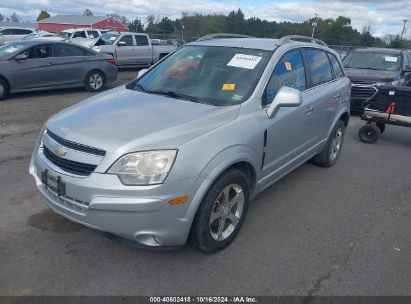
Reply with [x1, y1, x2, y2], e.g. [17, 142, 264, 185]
[222, 83, 236, 91]
[285, 62, 292, 71]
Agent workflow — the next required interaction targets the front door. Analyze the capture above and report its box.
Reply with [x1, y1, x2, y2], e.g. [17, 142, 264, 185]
[115, 35, 136, 65]
[261, 49, 316, 186]
[134, 34, 152, 65]
[11, 44, 56, 90]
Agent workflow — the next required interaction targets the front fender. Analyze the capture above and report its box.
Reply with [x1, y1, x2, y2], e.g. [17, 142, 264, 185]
[184, 144, 260, 221]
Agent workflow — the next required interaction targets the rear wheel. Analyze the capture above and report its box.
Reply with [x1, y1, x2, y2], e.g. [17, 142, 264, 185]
[312, 120, 345, 167]
[190, 168, 249, 253]
[85, 70, 105, 92]
[0, 78, 8, 101]
[359, 124, 380, 144]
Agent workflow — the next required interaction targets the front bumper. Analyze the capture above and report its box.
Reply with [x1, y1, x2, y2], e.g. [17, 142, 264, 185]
[29, 150, 195, 246]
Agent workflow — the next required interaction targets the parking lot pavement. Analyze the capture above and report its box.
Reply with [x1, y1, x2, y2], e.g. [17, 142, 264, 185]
[0, 72, 410, 296]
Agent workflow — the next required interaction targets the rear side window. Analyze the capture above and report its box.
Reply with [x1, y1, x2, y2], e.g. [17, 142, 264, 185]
[135, 35, 149, 46]
[11, 29, 32, 35]
[328, 53, 345, 79]
[118, 35, 134, 46]
[72, 31, 86, 38]
[54, 44, 92, 57]
[305, 49, 333, 86]
[87, 31, 99, 38]
[263, 49, 306, 106]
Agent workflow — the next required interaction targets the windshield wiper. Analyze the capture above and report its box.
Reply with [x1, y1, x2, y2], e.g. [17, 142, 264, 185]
[146, 89, 203, 103]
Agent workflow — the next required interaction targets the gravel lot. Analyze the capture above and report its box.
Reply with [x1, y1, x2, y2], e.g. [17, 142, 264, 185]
[0, 70, 410, 296]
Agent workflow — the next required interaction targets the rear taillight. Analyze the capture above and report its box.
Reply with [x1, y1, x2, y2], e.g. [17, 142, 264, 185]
[106, 59, 116, 65]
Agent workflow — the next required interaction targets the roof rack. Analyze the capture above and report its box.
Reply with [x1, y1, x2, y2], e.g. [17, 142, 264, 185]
[197, 33, 254, 41]
[277, 35, 328, 47]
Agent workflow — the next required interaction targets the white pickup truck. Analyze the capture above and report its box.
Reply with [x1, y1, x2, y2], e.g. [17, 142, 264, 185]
[91, 32, 178, 67]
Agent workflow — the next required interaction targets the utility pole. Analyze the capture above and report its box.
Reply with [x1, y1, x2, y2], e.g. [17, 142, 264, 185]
[181, 21, 184, 41]
[400, 19, 408, 40]
[311, 14, 318, 38]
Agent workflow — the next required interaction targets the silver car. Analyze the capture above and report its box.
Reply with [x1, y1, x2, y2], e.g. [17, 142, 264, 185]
[30, 35, 350, 253]
[0, 41, 118, 100]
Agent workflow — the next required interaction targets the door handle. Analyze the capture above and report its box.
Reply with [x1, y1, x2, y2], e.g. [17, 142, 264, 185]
[305, 105, 315, 114]
[47, 62, 53, 65]
[333, 94, 341, 99]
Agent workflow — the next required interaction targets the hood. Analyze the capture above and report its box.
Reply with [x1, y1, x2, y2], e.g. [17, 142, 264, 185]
[345, 68, 398, 83]
[46, 86, 240, 156]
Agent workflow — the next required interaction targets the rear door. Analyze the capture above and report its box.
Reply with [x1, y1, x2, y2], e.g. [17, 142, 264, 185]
[134, 34, 152, 64]
[115, 34, 136, 65]
[302, 48, 340, 142]
[11, 44, 56, 90]
[50, 44, 91, 86]
[262, 48, 317, 186]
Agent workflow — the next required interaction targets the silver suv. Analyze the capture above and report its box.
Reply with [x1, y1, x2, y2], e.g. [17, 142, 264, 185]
[30, 35, 350, 253]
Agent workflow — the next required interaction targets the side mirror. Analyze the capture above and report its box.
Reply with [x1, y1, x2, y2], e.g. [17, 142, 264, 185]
[137, 68, 148, 78]
[118, 41, 126, 46]
[403, 65, 411, 73]
[266, 87, 302, 119]
[14, 54, 28, 61]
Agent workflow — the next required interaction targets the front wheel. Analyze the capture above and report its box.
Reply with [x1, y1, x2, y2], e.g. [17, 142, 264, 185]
[190, 169, 250, 253]
[0, 78, 8, 101]
[312, 120, 346, 167]
[85, 70, 105, 92]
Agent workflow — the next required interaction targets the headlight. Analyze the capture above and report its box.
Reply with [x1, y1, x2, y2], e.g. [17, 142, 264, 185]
[376, 80, 399, 86]
[108, 150, 177, 185]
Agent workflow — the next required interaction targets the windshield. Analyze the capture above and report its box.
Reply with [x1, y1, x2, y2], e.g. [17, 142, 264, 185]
[129, 45, 272, 106]
[343, 52, 402, 71]
[0, 43, 25, 58]
[95, 33, 120, 46]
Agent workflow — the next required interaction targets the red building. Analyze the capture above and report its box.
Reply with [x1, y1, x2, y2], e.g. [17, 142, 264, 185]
[37, 15, 128, 32]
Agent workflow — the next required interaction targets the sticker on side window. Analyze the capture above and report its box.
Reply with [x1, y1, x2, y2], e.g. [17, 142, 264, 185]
[385, 56, 398, 62]
[227, 54, 262, 70]
[285, 62, 292, 71]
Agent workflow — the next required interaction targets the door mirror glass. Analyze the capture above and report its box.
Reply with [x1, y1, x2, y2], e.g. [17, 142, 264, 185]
[137, 68, 148, 78]
[266, 86, 302, 119]
[14, 53, 28, 61]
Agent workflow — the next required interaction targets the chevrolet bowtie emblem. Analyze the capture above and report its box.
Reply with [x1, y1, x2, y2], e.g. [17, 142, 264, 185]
[55, 147, 67, 157]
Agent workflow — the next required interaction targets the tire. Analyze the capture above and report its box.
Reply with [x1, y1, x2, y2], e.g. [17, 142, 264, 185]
[367, 121, 385, 134]
[0, 78, 8, 101]
[190, 168, 250, 253]
[84, 70, 105, 92]
[312, 120, 346, 167]
[359, 124, 380, 144]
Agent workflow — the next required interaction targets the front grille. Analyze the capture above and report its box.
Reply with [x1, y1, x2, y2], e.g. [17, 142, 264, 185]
[351, 85, 378, 101]
[43, 146, 97, 176]
[46, 130, 106, 156]
[352, 80, 376, 86]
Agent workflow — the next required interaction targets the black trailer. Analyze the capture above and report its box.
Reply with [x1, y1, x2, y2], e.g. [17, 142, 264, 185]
[358, 86, 411, 143]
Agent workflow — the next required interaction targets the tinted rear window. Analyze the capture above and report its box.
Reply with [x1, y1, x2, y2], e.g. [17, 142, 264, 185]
[54, 44, 92, 57]
[305, 49, 333, 86]
[135, 35, 149, 46]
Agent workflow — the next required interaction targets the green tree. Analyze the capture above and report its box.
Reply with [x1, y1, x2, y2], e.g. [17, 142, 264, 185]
[83, 9, 93, 16]
[158, 17, 175, 36]
[226, 9, 246, 34]
[107, 13, 129, 25]
[128, 18, 144, 32]
[37, 10, 50, 21]
[10, 12, 19, 23]
[145, 15, 160, 34]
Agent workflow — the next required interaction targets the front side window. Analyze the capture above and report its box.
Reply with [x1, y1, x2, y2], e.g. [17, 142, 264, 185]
[328, 53, 345, 79]
[263, 49, 306, 106]
[23, 45, 52, 59]
[118, 35, 134, 46]
[342, 51, 402, 71]
[129, 45, 272, 106]
[135, 35, 149, 46]
[305, 49, 333, 86]
[95, 33, 119, 46]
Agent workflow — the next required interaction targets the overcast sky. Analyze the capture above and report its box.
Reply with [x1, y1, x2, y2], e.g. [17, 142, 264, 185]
[1, 0, 410, 37]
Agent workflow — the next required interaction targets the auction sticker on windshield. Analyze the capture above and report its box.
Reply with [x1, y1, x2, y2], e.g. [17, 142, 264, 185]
[227, 54, 262, 69]
[385, 56, 398, 62]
